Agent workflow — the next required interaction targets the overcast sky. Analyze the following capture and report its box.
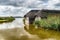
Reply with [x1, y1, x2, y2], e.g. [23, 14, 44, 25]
[0, 0, 60, 17]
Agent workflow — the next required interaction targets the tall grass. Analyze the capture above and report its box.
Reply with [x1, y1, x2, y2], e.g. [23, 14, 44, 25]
[34, 16, 60, 31]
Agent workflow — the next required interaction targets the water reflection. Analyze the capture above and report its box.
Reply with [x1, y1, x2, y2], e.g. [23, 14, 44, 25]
[0, 18, 41, 40]
[0, 18, 57, 40]
[0, 18, 24, 29]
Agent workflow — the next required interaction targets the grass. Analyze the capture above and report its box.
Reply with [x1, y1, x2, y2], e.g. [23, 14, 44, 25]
[24, 16, 60, 40]
[0, 16, 15, 23]
[23, 16, 60, 40]
[34, 16, 60, 30]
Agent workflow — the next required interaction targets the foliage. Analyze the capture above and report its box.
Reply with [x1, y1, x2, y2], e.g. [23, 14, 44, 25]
[0, 16, 15, 23]
[34, 16, 60, 31]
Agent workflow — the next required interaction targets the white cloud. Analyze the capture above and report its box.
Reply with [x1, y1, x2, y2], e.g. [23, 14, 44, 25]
[0, 0, 60, 9]
[0, 5, 30, 17]
[0, 0, 60, 16]
[46, 0, 60, 9]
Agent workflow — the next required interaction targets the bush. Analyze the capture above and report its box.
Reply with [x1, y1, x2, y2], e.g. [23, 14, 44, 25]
[34, 16, 60, 31]
[57, 24, 60, 31]
[0, 16, 15, 23]
[33, 20, 41, 28]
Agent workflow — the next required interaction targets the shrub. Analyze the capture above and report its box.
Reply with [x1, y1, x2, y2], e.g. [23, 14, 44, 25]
[33, 20, 40, 27]
[34, 16, 60, 31]
[57, 24, 60, 31]
[0, 16, 15, 23]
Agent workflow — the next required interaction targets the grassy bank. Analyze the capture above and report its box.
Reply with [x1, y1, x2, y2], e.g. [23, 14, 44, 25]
[0, 16, 15, 23]
[34, 16, 60, 31]
[24, 16, 60, 40]
[23, 16, 60, 40]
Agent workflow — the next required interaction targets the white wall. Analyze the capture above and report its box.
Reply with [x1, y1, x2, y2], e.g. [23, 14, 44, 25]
[25, 17, 29, 30]
[35, 16, 41, 21]
[34, 16, 41, 29]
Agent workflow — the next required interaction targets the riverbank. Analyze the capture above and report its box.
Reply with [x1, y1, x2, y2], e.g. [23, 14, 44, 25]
[0, 16, 15, 23]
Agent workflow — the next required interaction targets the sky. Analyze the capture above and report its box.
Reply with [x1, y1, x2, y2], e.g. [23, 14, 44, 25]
[0, 0, 60, 17]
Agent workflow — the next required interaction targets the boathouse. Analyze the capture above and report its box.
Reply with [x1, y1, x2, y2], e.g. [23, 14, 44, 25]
[24, 9, 60, 24]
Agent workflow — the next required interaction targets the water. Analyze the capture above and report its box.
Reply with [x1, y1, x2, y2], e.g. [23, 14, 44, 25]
[0, 18, 24, 29]
[0, 18, 58, 40]
[0, 18, 41, 40]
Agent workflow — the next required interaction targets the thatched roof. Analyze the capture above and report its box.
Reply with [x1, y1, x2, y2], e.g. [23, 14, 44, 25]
[24, 10, 41, 18]
[24, 9, 60, 18]
[42, 10, 60, 13]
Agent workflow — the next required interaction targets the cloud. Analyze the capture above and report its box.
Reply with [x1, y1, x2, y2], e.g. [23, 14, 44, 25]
[0, 0, 60, 9]
[0, 0, 49, 8]
[45, 0, 60, 9]
[0, 0, 60, 16]
[0, 6, 30, 17]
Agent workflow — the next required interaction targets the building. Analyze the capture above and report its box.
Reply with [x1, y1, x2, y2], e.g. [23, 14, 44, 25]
[24, 10, 41, 24]
[24, 9, 60, 25]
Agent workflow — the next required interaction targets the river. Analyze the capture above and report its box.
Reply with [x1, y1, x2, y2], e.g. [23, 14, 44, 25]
[0, 18, 41, 40]
[0, 18, 57, 40]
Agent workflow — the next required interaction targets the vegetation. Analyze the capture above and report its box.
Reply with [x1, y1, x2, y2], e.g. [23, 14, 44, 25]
[23, 15, 60, 40]
[0, 16, 15, 23]
[34, 16, 60, 31]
